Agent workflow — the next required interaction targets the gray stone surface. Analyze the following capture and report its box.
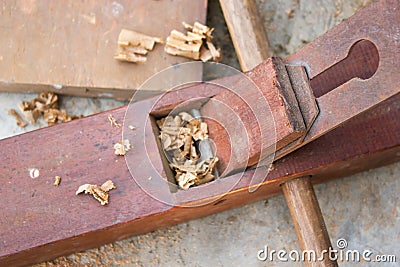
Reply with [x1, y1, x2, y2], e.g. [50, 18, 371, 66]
[0, 0, 397, 266]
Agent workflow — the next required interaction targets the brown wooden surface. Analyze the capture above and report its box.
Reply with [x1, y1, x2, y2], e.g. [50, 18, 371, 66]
[1, 1, 400, 265]
[219, 0, 271, 71]
[0, 0, 206, 100]
[283, 178, 338, 267]
[221, 3, 335, 263]
[286, 0, 400, 147]
[201, 58, 306, 175]
[202, 1, 400, 172]
[0, 86, 399, 266]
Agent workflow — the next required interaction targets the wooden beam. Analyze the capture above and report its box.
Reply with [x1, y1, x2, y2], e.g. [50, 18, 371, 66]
[219, 0, 272, 71]
[283, 177, 338, 267]
[0, 0, 207, 100]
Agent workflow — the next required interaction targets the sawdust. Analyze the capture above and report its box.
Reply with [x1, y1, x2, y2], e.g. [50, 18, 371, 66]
[165, 22, 221, 62]
[76, 180, 116, 205]
[157, 112, 218, 189]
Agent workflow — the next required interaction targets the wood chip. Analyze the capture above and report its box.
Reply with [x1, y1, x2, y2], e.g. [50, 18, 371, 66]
[164, 46, 200, 60]
[157, 112, 217, 189]
[54, 176, 61, 186]
[114, 139, 131, 155]
[285, 8, 295, 19]
[8, 109, 27, 128]
[114, 29, 163, 63]
[200, 46, 213, 62]
[29, 168, 40, 179]
[16, 92, 82, 126]
[165, 22, 221, 62]
[108, 114, 121, 128]
[76, 180, 116, 205]
[179, 112, 193, 122]
[100, 180, 115, 191]
[206, 41, 221, 62]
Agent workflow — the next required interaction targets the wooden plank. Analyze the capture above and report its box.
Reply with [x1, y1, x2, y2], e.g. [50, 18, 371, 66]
[219, 0, 272, 71]
[283, 177, 338, 267]
[0, 84, 399, 266]
[0, 0, 207, 100]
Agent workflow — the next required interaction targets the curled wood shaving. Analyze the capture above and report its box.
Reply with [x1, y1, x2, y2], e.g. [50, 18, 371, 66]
[114, 139, 131, 155]
[16, 92, 82, 126]
[8, 109, 27, 128]
[76, 180, 116, 205]
[114, 29, 163, 63]
[108, 114, 121, 128]
[54, 176, 61, 186]
[157, 112, 217, 190]
[29, 168, 40, 179]
[172, 157, 219, 189]
[165, 22, 221, 62]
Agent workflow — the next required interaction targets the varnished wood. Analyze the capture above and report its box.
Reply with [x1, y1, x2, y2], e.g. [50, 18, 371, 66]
[0, 0, 206, 100]
[283, 178, 338, 267]
[1, 1, 400, 265]
[219, 0, 272, 71]
[201, 58, 306, 175]
[0, 89, 399, 266]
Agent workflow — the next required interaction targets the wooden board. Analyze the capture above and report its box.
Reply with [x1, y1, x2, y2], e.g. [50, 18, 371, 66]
[219, 0, 271, 71]
[0, 0, 207, 100]
[0, 86, 399, 267]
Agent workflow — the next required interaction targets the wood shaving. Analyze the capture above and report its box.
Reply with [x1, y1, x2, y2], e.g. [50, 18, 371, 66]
[114, 29, 163, 63]
[157, 112, 217, 190]
[114, 139, 131, 155]
[171, 157, 218, 189]
[29, 168, 40, 179]
[285, 8, 295, 19]
[8, 109, 27, 127]
[75, 180, 116, 205]
[16, 92, 82, 126]
[165, 22, 221, 62]
[54, 176, 61, 186]
[108, 114, 121, 128]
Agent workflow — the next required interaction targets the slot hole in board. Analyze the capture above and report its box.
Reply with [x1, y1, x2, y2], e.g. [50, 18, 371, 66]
[310, 39, 379, 98]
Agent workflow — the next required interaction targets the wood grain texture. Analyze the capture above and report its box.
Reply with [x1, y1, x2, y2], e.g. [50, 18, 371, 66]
[201, 58, 306, 175]
[219, 0, 272, 71]
[0, 87, 399, 267]
[1, 1, 400, 264]
[222, 1, 334, 258]
[283, 178, 338, 267]
[0, 0, 207, 100]
[286, 0, 400, 147]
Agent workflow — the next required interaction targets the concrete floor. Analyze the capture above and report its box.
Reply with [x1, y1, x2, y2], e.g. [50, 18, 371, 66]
[0, 0, 398, 266]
